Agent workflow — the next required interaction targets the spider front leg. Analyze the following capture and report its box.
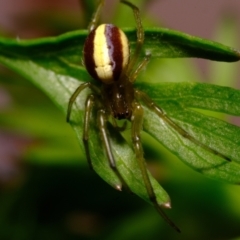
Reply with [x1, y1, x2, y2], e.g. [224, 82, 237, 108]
[66, 82, 100, 122]
[131, 101, 180, 232]
[98, 109, 117, 169]
[135, 90, 231, 162]
[88, 0, 105, 32]
[129, 54, 151, 83]
[82, 94, 96, 169]
[97, 109, 129, 191]
[67, 82, 101, 168]
[121, 0, 144, 76]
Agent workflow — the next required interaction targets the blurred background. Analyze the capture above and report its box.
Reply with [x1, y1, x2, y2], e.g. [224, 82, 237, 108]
[0, 0, 240, 239]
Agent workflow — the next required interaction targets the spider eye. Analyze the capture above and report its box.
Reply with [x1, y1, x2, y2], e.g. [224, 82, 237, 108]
[83, 24, 130, 84]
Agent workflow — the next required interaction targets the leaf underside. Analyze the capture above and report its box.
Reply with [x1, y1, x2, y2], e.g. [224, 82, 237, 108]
[0, 27, 240, 207]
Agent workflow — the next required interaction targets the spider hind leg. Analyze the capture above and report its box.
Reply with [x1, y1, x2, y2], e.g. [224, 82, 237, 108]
[131, 101, 181, 233]
[135, 89, 231, 162]
[97, 109, 131, 191]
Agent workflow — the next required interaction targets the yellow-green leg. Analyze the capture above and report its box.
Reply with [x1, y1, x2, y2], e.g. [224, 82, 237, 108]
[135, 89, 231, 162]
[121, 0, 145, 76]
[82, 94, 96, 169]
[88, 0, 105, 32]
[66, 82, 99, 122]
[98, 109, 131, 191]
[131, 100, 181, 232]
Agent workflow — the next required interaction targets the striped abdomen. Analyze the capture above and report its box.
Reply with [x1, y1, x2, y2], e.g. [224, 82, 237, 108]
[83, 24, 130, 84]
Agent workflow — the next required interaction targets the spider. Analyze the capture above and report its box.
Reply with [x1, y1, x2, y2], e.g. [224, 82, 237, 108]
[66, 0, 231, 232]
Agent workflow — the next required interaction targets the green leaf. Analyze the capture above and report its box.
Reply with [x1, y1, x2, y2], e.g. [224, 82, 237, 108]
[137, 82, 240, 183]
[136, 82, 240, 115]
[0, 28, 240, 208]
[142, 28, 240, 62]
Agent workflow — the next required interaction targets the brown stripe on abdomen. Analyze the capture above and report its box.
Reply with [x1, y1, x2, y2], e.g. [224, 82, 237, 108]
[105, 24, 123, 81]
[83, 29, 99, 81]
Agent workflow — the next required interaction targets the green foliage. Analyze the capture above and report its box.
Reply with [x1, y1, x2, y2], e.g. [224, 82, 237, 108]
[0, 27, 240, 207]
[1, 2, 240, 238]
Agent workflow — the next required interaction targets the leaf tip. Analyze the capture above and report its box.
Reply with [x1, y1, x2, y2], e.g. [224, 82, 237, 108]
[114, 184, 122, 191]
[161, 201, 172, 209]
[231, 48, 240, 61]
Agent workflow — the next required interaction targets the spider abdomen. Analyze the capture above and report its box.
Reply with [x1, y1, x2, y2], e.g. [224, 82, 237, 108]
[83, 24, 129, 84]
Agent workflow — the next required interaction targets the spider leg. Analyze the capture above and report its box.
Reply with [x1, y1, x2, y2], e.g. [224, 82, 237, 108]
[88, 0, 105, 32]
[121, 0, 144, 75]
[131, 101, 180, 232]
[98, 110, 116, 167]
[67, 82, 100, 122]
[97, 109, 130, 191]
[129, 54, 151, 83]
[135, 90, 231, 162]
[82, 94, 96, 169]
